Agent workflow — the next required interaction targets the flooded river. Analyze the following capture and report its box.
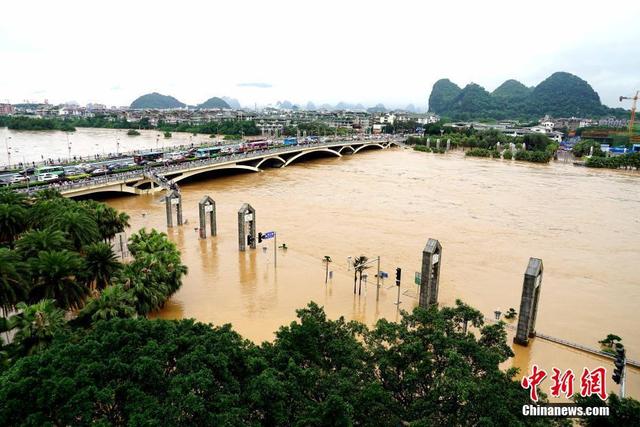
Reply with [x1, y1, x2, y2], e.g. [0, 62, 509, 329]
[8, 126, 637, 399]
[1, 127, 217, 166]
[104, 146, 640, 399]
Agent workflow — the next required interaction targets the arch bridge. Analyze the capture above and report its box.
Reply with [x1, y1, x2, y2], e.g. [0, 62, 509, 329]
[51, 139, 403, 198]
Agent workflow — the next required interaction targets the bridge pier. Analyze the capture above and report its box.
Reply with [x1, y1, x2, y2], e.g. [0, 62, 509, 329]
[165, 190, 183, 227]
[514, 258, 543, 346]
[238, 203, 256, 251]
[419, 238, 442, 307]
[198, 196, 217, 238]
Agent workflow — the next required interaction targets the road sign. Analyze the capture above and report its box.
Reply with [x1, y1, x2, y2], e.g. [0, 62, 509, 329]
[378, 271, 388, 279]
[415, 272, 421, 285]
[262, 231, 275, 240]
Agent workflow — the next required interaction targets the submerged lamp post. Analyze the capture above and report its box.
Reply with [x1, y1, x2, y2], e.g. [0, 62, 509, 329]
[323, 256, 332, 284]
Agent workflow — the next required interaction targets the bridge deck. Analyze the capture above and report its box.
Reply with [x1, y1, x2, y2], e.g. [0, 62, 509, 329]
[20, 139, 403, 197]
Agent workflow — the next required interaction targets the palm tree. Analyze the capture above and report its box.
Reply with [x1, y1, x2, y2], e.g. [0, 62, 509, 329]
[28, 250, 89, 310]
[27, 197, 72, 230]
[0, 188, 28, 206]
[84, 242, 121, 291]
[352, 255, 370, 295]
[15, 229, 71, 260]
[32, 188, 63, 202]
[80, 201, 130, 242]
[0, 248, 29, 317]
[50, 209, 100, 251]
[0, 204, 27, 248]
[78, 284, 137, 323]
[8, 300, 65, 356]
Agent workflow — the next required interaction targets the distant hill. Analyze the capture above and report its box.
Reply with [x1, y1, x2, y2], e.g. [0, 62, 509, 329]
[197, 97, 230, 109]
[492, 79, 532, 100]
[428, 79, 461, 113]
[130, 92, 185, 109]
[222, 97, 241, 109]
[529, 72, 604, 117]
[428, 72, 619, 120]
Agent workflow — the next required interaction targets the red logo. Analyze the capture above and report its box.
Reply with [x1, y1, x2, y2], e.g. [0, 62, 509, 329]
[580, 367, 607, 401]
[550, 368, 575, 398]
[521, 364, 547, 402]
[521, 366, 607, 401]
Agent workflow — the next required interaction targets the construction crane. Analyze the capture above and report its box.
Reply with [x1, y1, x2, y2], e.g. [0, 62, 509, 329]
[619, 90, 639, 137]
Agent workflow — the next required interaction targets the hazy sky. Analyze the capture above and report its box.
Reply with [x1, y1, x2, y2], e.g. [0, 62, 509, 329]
[1, 0, 638, 109]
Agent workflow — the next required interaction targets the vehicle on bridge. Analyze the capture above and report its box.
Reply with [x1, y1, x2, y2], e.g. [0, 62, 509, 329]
[134, 151, 164, 165]
[37, 173, 60, 182]
[195, 147, 223, 159]
[35, 165, 65, 177]
[239, 140, 270, 152]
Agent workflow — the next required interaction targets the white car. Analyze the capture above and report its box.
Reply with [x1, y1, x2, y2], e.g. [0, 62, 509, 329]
[37, 173, 59, 182]
[9, 175, 29, 184]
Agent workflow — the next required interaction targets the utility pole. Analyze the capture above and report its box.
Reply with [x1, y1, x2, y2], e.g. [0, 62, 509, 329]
[376, 256, 380, 298]
[66, 133, 72, 161]
[395, 267, 402, 305]
[323, 256, 332, 284]
[4, 136, 11, 169]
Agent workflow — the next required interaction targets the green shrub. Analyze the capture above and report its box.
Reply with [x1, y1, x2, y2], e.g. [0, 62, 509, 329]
[503, 151, 513, 160]
[514, 150, 552, 163]
[466, 148, 492, 158]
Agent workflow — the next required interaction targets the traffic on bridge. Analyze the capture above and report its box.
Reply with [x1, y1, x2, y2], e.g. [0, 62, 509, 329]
[6, 135, 404, 197]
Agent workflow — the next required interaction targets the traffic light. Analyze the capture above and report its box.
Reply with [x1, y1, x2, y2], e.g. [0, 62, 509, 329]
[612, 343, 626, 384]
[257, 232, 263, 243]
[247, 234, 254, 246]
[395, 268, 402, 286]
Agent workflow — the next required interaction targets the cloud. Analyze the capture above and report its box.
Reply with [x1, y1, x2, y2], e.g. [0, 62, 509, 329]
[237, 82, 272, 89]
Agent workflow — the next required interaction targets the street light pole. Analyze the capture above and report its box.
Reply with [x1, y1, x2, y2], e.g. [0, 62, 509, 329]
[66, 133, 72, 161]
[323, 256, 332, 284]
[5, 136, 11, 169]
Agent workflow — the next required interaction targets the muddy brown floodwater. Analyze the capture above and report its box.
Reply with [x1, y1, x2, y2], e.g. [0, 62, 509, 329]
[105, 147, 640, 400]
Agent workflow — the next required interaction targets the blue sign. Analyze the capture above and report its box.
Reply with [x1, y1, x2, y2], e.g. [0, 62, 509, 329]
[262, 231, 276, 240]
[378, 271, 389, 279]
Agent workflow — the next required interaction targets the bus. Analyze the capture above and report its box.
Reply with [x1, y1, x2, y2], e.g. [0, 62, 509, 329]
[283, 137, 298, 146]
[133, 151, 164, 165]
[35, 165, 65, 176]
[238, 140, 269, 153]
[195, 147, 223, 158]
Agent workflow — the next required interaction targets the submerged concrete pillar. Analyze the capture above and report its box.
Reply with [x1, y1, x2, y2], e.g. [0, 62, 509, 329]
[198, 196, 217, 239]
[514, 258, 543, 346]
[419, 238, 442, 308]
[165, 190, 182, 228]
[238, 203, 256, 251]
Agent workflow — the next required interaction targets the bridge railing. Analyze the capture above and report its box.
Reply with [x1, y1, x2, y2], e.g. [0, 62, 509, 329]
[17, 139, 401, 194]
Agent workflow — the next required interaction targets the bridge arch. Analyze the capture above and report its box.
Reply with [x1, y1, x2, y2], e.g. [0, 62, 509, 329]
[255, 156, 286, 169]
[170, 164, 261, 184]
[338, 145, 356, 154]
[353, 143, 384, 154]
[283, 148, 342, 167]
[65, 184, 139, 198]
